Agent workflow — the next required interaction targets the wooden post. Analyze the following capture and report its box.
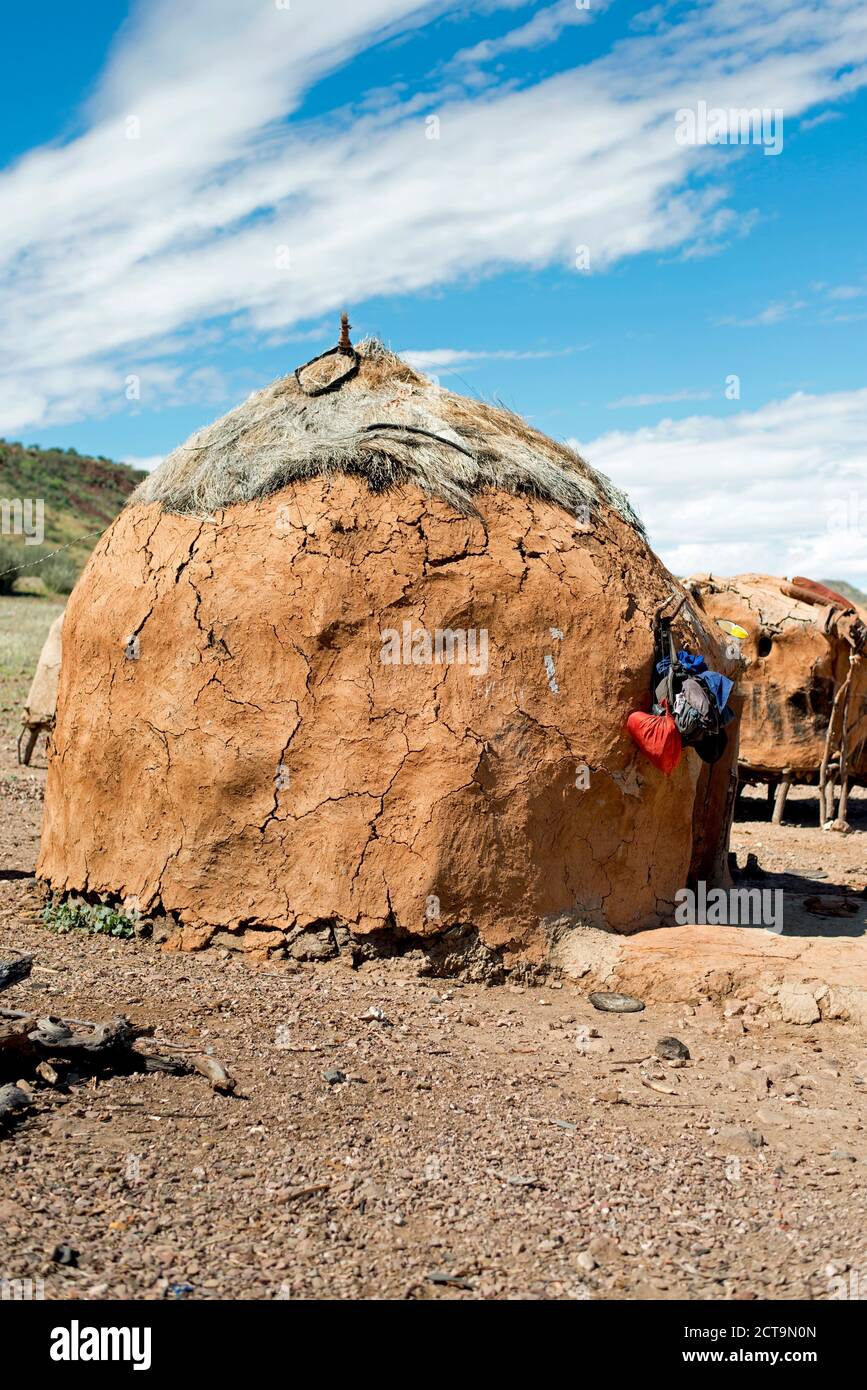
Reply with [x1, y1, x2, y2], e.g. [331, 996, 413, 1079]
[832, 653, 855, 832]
[17, 725, 40, 766]
[824, 773, 836, 823]
[772, 772, 791, 826]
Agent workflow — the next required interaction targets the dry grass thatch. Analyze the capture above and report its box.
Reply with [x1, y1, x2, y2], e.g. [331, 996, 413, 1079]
[132, 337, 644, 532]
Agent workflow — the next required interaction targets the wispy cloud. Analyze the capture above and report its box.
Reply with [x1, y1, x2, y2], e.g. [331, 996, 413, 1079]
[1, 0, 866, 434]
[576, 387, 867, 586]
[453, 0, 607, 66]
[719, 279, 867, 328]
[826, 284, 867, 301]
[400, 345, 582, 371]
[607, 388, 713, 409]
[800, 109, 843, 129]
[716, 297, 805, 328]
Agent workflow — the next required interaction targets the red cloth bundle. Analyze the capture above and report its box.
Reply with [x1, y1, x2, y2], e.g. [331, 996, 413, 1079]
[626, 700, 682, 775]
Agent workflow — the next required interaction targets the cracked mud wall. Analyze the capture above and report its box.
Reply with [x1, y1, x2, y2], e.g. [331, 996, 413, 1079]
[39, 478, 736, 958]
[693, 575, 867, 779]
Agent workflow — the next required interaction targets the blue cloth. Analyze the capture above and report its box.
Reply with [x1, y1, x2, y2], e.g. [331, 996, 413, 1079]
[656, 649, 707, 677]
[699, 670, 734, 712]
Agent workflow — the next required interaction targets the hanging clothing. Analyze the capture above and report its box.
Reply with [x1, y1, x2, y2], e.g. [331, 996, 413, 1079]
[655, 648, 707, 678]
[694, 729, 728, 764]
[698, 670, 734, 713]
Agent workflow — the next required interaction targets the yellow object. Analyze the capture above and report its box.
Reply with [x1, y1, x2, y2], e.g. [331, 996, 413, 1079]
[717, 620, 748, 640]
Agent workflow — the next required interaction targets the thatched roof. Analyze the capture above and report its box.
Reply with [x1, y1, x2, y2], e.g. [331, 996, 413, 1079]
[132, 331, 643, 533]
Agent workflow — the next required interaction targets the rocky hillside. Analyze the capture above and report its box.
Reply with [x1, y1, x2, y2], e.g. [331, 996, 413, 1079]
[0, 441, 144, 593]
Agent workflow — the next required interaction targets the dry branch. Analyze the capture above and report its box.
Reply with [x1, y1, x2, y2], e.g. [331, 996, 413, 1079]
[0, 954, 33, 995]
[0, 956, 237, 1132]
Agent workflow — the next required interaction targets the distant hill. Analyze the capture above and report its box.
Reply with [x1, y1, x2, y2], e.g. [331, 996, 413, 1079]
[0, 441, 145, 594]
[820, 579, 867, 608]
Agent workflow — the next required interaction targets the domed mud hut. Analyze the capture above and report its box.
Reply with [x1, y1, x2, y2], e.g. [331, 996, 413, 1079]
[39, 324, 741, 970]
[687, 573, 867, 829]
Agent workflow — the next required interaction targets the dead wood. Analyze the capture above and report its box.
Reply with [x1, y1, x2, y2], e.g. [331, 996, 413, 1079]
[0, 955, 237, 1133]
[0, 953, 34, 994]
[0, 1083, 31, 1124]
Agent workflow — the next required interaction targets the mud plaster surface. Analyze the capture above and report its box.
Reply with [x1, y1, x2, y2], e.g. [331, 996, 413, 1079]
[39, 479, 738, 955]
[695, 574, 867, 779]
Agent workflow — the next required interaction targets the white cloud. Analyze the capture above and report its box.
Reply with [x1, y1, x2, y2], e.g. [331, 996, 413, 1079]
[607, 388, 713, 408]
[1, 0, 867, 433]
[453, 0, 606, 65]
[826, 284, 867, 301]
[400, 345, 581, 370]
[717, 297, 806, 327]
[800, 109, 843, 129]
[715, 281, 867, 328]
[575, 387, 867, 587]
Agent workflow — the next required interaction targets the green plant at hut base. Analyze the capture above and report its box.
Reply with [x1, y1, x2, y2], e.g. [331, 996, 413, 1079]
[42, 899, 136, 939]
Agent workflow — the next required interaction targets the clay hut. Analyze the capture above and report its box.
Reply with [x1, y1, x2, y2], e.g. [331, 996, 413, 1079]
[686, 573, 867, 828]
[38, 326, 740, 968]
[18, 610, 64, 765]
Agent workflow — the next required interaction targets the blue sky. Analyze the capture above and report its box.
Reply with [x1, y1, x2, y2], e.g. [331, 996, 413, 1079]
[1, 0, 865, 582]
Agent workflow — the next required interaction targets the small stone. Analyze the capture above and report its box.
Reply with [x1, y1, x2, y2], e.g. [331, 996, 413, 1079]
[150, 912, 178, 944]
[588, 991, 645, 1014]
[745, 1069, 771, 1096]
[587, 1234, 618, 1261]
[767, 1061, 799, 1082]
[575, 1026, 611, 1055]
[291, 930, 336, 962]
[655, 1036, 690, 1061]
[426, 1271, 475, 1290]
[716, 1125, 765, 1156]
[777, 983, 821, 1026]
[360, 1006, 391, 1025]
[322, 1068, 347, 1086]
[52, 1243, 79, 1267]
[577, 1251, 597, 1272]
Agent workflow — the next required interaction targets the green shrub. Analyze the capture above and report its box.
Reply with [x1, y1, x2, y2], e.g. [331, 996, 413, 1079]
[39, 553, 78, 594]
[42, 899, 137, 939]
[11, 575, 49, 596]
[0, 536, 20, 592]
[0, 540, 79, 595]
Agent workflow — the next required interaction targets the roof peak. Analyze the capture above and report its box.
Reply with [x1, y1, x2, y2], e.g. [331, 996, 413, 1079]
[131, 338, 644, 536]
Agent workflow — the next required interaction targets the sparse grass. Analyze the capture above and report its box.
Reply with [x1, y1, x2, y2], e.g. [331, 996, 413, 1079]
[0, 594, 65, 742]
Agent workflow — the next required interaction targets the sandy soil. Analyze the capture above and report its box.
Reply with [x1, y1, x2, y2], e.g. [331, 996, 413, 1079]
[1, 599, 864, 1301]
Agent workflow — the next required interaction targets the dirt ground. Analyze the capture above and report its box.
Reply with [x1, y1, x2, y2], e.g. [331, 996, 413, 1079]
[1, 597, 864, 1301]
